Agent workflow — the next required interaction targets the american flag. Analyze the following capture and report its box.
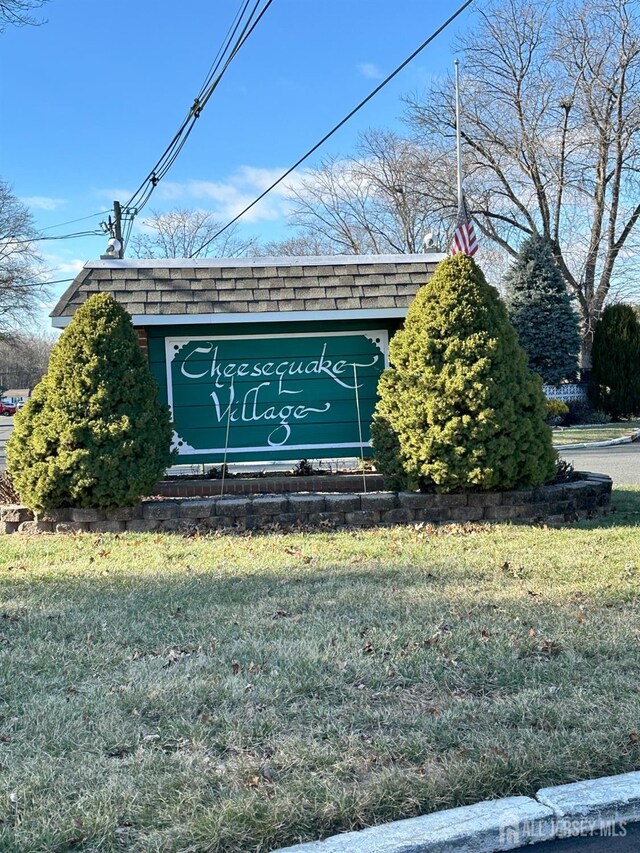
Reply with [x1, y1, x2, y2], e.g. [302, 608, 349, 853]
[450, 194, 478, 257]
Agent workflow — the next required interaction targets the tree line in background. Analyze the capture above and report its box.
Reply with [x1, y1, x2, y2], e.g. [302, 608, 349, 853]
[1, 0, 638, 388]
[0, 179, 46, 336]
[0, 333, 53, 392]
[126, 0, 639, 368]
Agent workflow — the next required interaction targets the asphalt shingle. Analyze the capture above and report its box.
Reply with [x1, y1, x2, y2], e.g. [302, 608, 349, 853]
[51, 254, 443, 319]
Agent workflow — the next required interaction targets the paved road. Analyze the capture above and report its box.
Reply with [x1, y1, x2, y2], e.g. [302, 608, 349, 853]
[560, 442, 640, 486]
[528, 820, 640, 851]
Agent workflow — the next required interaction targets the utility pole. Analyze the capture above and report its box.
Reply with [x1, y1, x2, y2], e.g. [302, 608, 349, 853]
[101, 201, 125, 259]
[113, 200, 124, 258]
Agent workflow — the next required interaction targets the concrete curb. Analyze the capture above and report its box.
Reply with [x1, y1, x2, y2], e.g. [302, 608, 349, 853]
[272, 771, 640, 853]
[556, 429, 640, 451]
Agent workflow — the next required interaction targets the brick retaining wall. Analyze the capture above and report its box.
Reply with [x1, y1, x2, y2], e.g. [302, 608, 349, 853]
[0, 473, 612, 534]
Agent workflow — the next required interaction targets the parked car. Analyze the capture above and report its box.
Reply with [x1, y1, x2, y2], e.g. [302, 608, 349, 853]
[0, 401, 17, 416]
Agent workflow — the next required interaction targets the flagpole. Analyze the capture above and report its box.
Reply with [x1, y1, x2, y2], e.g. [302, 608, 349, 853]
[454, 58, 463, 207]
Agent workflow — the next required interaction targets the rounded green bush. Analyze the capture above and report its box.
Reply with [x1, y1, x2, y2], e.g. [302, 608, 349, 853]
[545, 399, 569, 425]
[372, 254, 556, 492]
[7, 293, 175, 510]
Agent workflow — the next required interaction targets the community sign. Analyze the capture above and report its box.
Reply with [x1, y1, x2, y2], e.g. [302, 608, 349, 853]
[166, 330, 388, 462]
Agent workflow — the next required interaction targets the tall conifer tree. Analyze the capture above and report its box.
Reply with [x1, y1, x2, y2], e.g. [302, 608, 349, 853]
[590, 304, 640, 419]
[504, 235, 580, 385]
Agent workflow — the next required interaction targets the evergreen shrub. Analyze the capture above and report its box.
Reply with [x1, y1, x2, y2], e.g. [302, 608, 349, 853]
[590, 304, 640, 419]
[545, 399, 569, 426]
[7, 293, 174, 510]
[372, 254, 556, 492]
[504, 234, 580, 384]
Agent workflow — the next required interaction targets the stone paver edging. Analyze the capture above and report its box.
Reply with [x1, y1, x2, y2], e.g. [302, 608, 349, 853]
[273, 771, 640, 853]
[0, 473, 612, 534]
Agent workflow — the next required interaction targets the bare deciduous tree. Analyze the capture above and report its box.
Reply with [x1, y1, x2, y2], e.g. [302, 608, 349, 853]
[407, 0, 640, 365]
[283, 130, 454, 255]
[0, 0, 48, 30]
[257, 232, 336, 257]
[0, 332, 54, 390]
[0, 180, 46, 333]
[129, 208, 258, 259]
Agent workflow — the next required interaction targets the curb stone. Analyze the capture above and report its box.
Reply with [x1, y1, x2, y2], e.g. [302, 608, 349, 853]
[556, 428, 640, 452]
[537, 771, 640, 825]
[272, 771, 640, 853]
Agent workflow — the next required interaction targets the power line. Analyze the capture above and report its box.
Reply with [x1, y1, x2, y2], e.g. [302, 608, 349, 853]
[190, 0, 474, 258]
[40, 210, 111, 232]
[4, 277, 74, 291]
[196, 0, 253, 103]
[4, 230, 103, 245]
[120, 0, 275, 246]
[126, 0, 273, 212]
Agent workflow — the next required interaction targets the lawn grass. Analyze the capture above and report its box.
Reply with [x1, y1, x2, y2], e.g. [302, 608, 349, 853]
[1, 490, 640, 852]
[552, 419, 640, 446]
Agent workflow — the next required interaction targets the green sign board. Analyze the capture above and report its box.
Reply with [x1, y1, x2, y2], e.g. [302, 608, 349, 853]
[166, 330, 388, 462]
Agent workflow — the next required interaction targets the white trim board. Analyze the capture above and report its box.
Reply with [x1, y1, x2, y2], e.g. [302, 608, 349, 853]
[51, 307, 409, 328]
[83, 253, 447, 270]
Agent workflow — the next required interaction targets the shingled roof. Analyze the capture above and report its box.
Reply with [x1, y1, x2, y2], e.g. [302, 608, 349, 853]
[51, 254, 445, 327]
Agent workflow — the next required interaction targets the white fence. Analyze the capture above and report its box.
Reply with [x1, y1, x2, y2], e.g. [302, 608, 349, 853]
[543, 383, 588, 403]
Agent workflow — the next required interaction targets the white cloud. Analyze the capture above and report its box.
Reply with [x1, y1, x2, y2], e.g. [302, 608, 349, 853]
[154, 166, 308, 223]
[95, 165, 311, 230]
[53, 259, 85, 275]
[41, 253, 85, 277]
[21, 196, 66, 211]
[357, 62, 383, 80]
[95, 187, 134, 202]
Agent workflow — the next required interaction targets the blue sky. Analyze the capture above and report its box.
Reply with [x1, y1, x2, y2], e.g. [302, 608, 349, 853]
[1, 0, 473, 328]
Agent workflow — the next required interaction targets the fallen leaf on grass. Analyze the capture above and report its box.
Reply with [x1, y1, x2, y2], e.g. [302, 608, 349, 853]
[539, 638, 562, 657]
[162, 648, 193, 668]
[106, 745, 134, 759]
[141, 732, 160, 742]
